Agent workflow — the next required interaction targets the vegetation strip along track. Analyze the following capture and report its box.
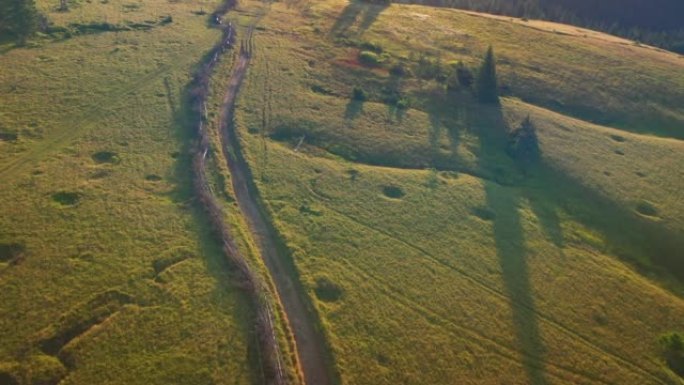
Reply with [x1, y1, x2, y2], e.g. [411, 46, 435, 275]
[188, 4, 287, 384]
[217, 25, 336, 385]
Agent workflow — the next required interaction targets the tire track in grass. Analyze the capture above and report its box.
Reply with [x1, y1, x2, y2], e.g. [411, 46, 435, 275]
[312, 196, 669, 385]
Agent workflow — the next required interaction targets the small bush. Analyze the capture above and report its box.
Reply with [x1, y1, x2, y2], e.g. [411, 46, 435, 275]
[382, 185, 405, 199]
[352, 87, 367, 101]
[660, 332, 684, 376]
[92, 151, 120, 164]
[0, 132, 18, 142]
[314, 277, 343, 302]
[507, 116, 540, 169]
[389, 63, 407, 77]
[472, 207, 495, 221]
[456, 62, 474, 88]
[52, 191, 81, 206]
[0, 243, 25, 263]
[360, 41, 382, 53]
[358, 50, 381, 66]
[635, 200, 658, 217]
[311, 84, 333, 95]
[396, 98, 410, 110]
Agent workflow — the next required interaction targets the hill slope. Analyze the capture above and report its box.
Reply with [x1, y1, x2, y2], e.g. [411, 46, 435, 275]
[397, 0, 684, 53]
[228, 0, 684, 384]
[0, 0, 261, 384]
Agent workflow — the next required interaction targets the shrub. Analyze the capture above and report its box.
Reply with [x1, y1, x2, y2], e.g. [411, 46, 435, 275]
[314, 277, 343, 302]
[352, 87, 367, 101]
[358, 50, 381, 66]
[389, 63, 407, 77]
[360, 41, 383, 53]
[660, 332, 684, 376]
[396, 98, 410, 110]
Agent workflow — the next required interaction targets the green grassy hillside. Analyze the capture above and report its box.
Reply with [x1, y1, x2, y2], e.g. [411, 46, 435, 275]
[0, 0, 259, 384]
[230, 0, 684, 384]
[1, 0, 683, 384]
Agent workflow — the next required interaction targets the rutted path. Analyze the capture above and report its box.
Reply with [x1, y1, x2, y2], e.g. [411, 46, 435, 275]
[216, 31, 335, 385]
[188, 5, 290, 384]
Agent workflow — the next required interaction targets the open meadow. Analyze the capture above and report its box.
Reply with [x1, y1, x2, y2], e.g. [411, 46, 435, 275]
[1, 0, 683, 383]
[0, 0, 262, 384]
[230, 0, 684, 383]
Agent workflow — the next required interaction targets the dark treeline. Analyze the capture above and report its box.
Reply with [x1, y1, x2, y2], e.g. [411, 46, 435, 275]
[391, 0, 684, 54]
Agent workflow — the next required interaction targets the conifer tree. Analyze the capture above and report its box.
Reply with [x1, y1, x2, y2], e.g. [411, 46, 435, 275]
[475, 45, 499, 104]
[507, 115, 540, 169]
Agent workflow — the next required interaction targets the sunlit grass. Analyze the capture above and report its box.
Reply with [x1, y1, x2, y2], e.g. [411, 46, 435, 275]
[229, 0, 684, 384]
[0, 0, 257, 383]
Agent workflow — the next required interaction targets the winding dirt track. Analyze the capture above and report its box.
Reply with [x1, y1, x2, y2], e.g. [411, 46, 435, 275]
[217, 38, 334, 385]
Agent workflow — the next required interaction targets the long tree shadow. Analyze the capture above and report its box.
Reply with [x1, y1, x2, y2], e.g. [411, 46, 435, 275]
[415, 87, 464, 167]
[473, 105, 549, 385]
[358, 2, 389, 34]
[329, 0, 388, 37]
[524, 186, 564, 248]
[329, 1, 364, 36]
[534, 160, 684, 284]
[486, 182, 548, 385]
[344, 99, 364, 121]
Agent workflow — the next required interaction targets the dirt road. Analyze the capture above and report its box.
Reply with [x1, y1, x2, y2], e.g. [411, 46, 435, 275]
[217, 40, 335, 385]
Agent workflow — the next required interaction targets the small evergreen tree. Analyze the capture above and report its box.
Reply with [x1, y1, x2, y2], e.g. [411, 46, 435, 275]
[507, 115, 540, 169]
[475, 46, 499, 104]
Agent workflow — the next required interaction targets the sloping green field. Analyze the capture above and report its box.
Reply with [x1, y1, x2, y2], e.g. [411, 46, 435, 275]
[1, 0, 683, 383]
[231, 0, 684, 384]
[0, 1, 258, 384]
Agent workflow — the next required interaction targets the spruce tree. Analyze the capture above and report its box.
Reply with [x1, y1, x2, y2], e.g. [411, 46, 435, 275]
[475, 45, 499, 104]
[507, 115, 540, 169]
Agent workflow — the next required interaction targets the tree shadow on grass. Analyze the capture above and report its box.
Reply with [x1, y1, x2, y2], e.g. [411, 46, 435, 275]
[344, 99, 364, 121]
[415, 87, 465, 167]
[485, 182, 548, 385]
[358, 2, 389, 34]
[463, 96, 684, 385]
[329, 1, 364, 36]
[525, 187, 564, 248]
[329, 0, 388, 37]
[533, 161, 684, 285]
[473, 105, 549, 385]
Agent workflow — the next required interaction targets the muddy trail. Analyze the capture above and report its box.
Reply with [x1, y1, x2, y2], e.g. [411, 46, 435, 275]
[216, 32, 335, 385]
